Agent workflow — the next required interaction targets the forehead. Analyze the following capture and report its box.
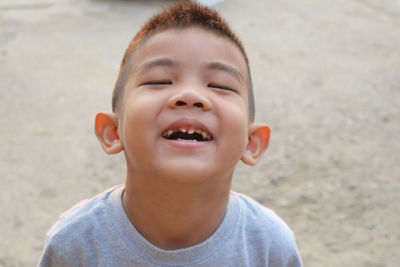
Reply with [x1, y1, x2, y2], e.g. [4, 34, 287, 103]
[127, 26, 248, 80]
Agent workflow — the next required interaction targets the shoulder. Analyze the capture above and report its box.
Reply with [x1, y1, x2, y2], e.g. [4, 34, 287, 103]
[39, 186, 123, 266]
[233, 192, 293, 237]
[45, 186, 121, 248]
[231, 192, 302, 266]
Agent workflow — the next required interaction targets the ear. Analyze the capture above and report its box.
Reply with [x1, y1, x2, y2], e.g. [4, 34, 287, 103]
[94, 112, 123, 154]
[240, 123, 270, 166]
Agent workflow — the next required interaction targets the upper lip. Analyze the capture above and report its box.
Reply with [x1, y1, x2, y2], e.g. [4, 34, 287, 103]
[162, 118, 214, 140]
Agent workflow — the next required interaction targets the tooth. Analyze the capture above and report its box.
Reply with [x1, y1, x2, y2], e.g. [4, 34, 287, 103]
[188, 129, 194, 134]
[195, 129, 202, 134]
[180, 128, 187, 133]
[201, 132, 207, 139]
[167, 129, 173, 136]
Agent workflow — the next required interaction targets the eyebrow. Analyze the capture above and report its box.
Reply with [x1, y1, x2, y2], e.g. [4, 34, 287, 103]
[205, 62, 243, 82]
[136, 58, 244, 82]
[137, 58, 176, 74]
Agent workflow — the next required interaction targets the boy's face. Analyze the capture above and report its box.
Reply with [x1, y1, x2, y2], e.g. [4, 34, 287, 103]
[115, 26, 258, 183]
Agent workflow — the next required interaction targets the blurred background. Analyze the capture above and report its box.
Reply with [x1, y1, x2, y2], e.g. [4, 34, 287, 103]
[1, 0, 399, 266]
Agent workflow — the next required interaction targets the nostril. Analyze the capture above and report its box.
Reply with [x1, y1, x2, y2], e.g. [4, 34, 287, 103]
[176, 100, 186, 106]
[194, 102, 203, 108]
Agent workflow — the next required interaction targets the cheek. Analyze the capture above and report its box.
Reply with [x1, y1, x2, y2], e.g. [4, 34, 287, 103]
[119, 97, 158, 156]
[221, 98, 249, 129]
[219, 101, 249, 153]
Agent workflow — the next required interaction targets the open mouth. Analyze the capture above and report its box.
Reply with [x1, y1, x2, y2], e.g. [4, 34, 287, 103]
[162, 127, 213, 142]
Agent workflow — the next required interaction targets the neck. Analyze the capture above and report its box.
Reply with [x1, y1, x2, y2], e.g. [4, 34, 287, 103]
[122, 170, 232, 250]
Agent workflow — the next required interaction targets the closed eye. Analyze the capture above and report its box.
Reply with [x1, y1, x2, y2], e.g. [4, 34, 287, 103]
[208, 84, 236, 93]
[141, 81, 172, 86]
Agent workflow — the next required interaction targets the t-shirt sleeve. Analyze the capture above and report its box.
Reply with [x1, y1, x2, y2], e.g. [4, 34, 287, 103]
[38, 226, 82, 267]
[285, 243, 303, 267]
[278, 223, 303, 267]
[38, 239, 70, 267]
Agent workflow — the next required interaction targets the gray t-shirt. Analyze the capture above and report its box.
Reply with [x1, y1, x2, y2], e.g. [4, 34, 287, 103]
[38, 185, 302, 266]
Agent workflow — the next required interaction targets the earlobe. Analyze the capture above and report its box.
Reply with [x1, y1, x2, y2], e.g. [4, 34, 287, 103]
[241, 123, 270, 166]
[94, 112, 123, 154]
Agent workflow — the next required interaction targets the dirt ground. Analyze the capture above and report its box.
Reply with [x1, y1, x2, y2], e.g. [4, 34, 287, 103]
[1, 0, 399, 266]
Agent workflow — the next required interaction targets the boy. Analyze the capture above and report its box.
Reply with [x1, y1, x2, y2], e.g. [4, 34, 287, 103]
[39, 2, 302, 266]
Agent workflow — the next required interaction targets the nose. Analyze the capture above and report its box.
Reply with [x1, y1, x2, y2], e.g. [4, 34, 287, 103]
[168, 89, 211, 111]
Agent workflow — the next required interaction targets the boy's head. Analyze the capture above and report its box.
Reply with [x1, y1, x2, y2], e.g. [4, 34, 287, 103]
[112, 1, 255, 122]
[95, 2, 270, 183]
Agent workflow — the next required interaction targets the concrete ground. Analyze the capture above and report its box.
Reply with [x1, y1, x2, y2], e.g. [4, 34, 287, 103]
[1, 0, 399, 266]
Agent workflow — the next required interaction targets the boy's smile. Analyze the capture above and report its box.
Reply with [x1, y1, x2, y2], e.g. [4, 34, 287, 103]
[162, 117, 213, 142]
[111, 26, 256, 183]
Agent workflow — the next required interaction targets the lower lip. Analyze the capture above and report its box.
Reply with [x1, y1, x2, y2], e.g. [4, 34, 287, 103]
[161, 138, 212, 149]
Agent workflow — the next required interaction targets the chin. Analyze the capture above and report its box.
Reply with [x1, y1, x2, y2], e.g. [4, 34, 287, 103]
[165, 170, 209, 184]
[160, 163, 215, 184]
[159, 154, 239, 183]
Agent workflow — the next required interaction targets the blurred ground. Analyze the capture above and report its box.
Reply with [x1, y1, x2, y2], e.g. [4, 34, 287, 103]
[1, 0, 399, 266]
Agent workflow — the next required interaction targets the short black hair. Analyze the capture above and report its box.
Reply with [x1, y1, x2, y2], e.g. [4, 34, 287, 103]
[112, 1, 255, 121]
